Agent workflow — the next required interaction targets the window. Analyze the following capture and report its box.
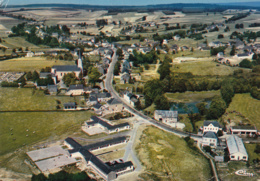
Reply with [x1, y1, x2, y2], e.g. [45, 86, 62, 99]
[231, 156, 235, 158]
[243, 156, 247, 159]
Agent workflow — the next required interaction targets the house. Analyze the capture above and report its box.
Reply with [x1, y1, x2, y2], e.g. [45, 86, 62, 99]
[83, 116, 130, 134]
[121, 60, 131, 73]
[87, 95, 98, 106]
[64, 137, 134, 180]
[107, 98, 124, 112]
[203, 121, 222, 134]
[120, 72, 130, 84]
[202, 131, 218, 148]
[234, 52, 254, 60]
[93, 103, 103, 115]
[154, 110, 178, 123]
[66, 84, 85, 95]
[217, 52, 224, 58]
[51, 65, 81, 81]
[230, 126, 258, 137]
[173, 35, 181, 41]
[209, 41, 223, 48]
[226, 135, 248, 161]
[89, 92, 112, 102]
[26, 51, 34, 57]
[64, 102, 77, 110]
[123, 92, 138, 106]
[47, 85, 58, 95]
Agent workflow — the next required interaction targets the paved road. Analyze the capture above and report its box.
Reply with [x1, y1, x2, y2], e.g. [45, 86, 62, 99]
[104, 51, 202, 141]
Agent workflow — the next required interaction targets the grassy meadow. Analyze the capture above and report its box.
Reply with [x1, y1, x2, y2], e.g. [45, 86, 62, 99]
[0, 87, 84, 111]
[135, 126, 212, 181]
[226, 94, 260, 129]
[0, 57, 75, 72]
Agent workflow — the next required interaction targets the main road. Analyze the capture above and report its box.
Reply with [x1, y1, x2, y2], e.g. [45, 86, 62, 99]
[104, 51, 202, 141]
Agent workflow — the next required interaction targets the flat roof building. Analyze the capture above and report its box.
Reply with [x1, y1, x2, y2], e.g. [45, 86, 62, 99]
[226, 135, 248, 161]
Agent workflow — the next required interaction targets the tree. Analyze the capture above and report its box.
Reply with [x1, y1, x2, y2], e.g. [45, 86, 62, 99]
[196, 102, 207, 115]
[154, 94, 170, 110]
[144, 63, 149, 70]
[32, 71, 39, 82]
[26, 71, 32, 81]
[158, 56, 171, 80]
[239, 59, 252, 68]
[88, 67, 101, 86]
[144, 79, 164, 107]
[221, 80, 234, 106]
[116, 48, 123, 60]
[230, 45, 236, 56]
[218, 34, 224, 39]
[2, 47, 6, 55]
[207, 96, 227, 119]
[254, 144, 260, 154]
[31, 173, 47, 181]
[62, 72, 76, 86]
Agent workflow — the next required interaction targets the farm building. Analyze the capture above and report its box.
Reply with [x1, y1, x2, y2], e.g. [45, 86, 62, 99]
[226, 135, 248, 161]
[230, 126, 258, 137]
[66, 84, 85, 95]
[154, 110, 178, 123]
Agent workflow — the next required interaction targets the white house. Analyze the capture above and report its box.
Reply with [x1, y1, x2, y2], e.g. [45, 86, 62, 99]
[123, 92, 138, 106]
[202, 131, 218, 148]
[154, 110, 178, 123]
[66, 84, 85, 95]
[234, 52, 254, 60]
[209, 41, 223, 48]
[226, 135, 248, 161]
[230, 126, 258, 137]
[203, 121, 222, 134]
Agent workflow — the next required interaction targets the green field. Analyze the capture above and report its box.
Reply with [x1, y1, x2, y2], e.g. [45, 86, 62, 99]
[0, 37, 39, 50]
[171, 60, 251, 76]
[165, 90, 220, 103]
[135, 126, 211, 181]
[226, 94, 260, 129]
[0, 111, 93, 155]
[0, 57, 74, 72]
[0, 87, 84, 111]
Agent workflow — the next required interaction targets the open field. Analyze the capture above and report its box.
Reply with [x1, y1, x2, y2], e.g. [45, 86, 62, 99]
[0, 57, 75, 72]
[135, 126, 211, 181]
[0, 111, 93, 155]
[171, 60, 251, 76]
[165, 90, 220, 103]
[245, 143, 260, 164]
[0, 37, 39, 49]
[226, 94, 260, 129]
[0, 87, 85, 111]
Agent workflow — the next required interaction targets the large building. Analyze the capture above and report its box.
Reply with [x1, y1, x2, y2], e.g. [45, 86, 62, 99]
[154, 110, 178, 123]
[64, 137, 134, 181]
[226, 135, 248, 161]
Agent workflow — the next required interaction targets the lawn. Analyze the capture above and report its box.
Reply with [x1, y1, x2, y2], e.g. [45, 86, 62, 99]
[0, 111, 93, 155]
[245, 143, 260, 164]
[171, 60, 251, 76]
[0, 87, 84, 111]
[165, 90, 220, 103]
[135, 126, 212, 181]
[226, 94, 260, 129]
[0, 57, 74, 72]
[0, 37, 39, 50]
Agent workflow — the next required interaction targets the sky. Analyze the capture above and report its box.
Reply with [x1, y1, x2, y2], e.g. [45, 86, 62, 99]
[7, 0, 260, 6]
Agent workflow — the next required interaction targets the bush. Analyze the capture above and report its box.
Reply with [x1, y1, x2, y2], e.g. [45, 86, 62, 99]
[239, 59, 252, 68]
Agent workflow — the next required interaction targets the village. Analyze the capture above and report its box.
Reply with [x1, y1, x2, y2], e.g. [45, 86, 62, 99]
[0, 3, 260, 181]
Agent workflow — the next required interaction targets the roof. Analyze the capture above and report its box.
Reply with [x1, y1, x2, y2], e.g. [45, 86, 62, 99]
[231, 126, 257, 131]
[154, 110, 178, 118]
[89, 96, 98, 102]
[68, 84, 84, 90]
[87, 116, 130, 130]
[226, 135, 248, 156]
[40, 72, 53, 78]
[52, 65, 81, 72]
[83, 137, 127, 151]
[237, 53, 251, 57]
[203, 131, 217, 139]
[109, 161, 133, 171]
[65, 137, 82, 149]
[203, 121, 221, 128]
[107, 98, 122, 105]
[93, 103, 102, 109]
[47, 85, 57, 92]
[90, 92, 111, 99]
[64, 102, 76, 107]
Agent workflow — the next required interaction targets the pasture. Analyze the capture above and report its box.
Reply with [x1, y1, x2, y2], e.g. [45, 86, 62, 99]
[0, 57, 74, 72]
[135, 126, 212, 181]
[226, 93, 260, 129]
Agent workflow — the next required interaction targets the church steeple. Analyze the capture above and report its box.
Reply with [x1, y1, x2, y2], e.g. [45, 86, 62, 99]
[77, 50, 83, 71]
